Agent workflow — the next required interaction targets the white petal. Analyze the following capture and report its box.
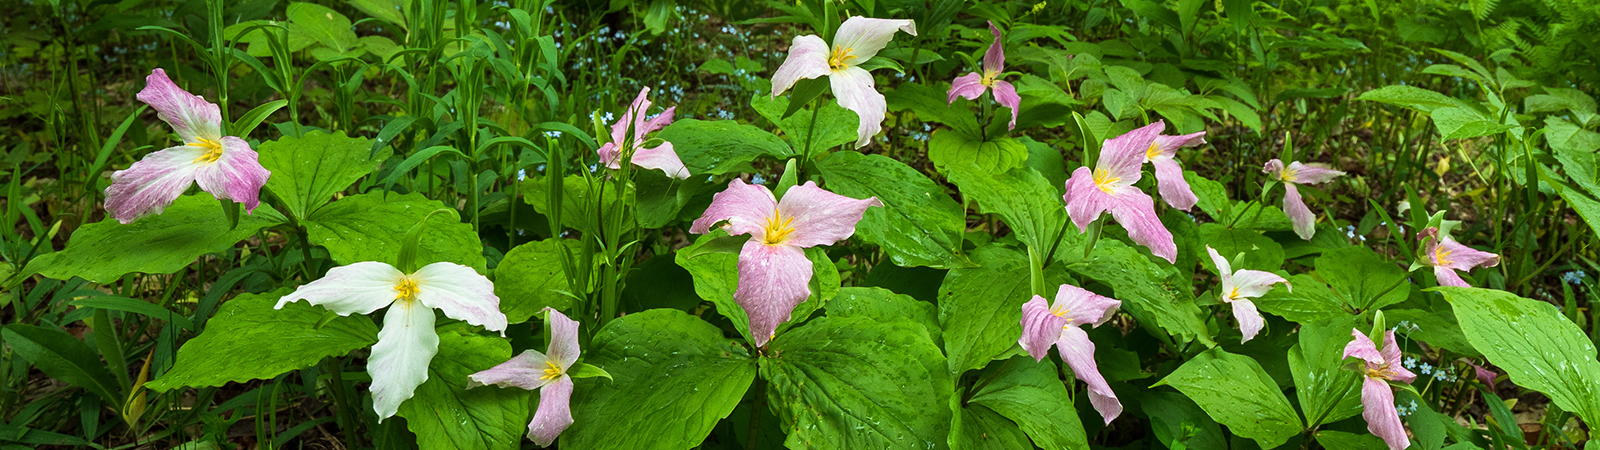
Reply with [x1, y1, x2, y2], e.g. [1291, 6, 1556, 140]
[413, 262, 508, 335]
[771, 35, 831, 96]
[370, 302, 439, 421]
[276, 261, 404, 315]
[829, 66, 886, 148]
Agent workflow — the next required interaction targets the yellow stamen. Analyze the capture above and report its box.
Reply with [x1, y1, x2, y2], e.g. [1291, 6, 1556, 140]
[1092, 168, 1121, 194]
[1225, 287, 1240, 301]
[1050, 305, 1074, 326]
[540, 360, 564, 380]
[763, 210, 798, 245]
[394, 277, 420, 304]
[1366, 364, 1398, 381]
[1280, 167, 1299, 183]
[828, 46, 857, 70]
[1145, 142, 1163, 160]
[188, 137, 225, 164]
[1435, 246, 1454, 266]
[980, 69, 999, 87]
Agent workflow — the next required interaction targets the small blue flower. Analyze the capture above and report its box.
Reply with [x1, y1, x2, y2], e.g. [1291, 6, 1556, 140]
[1403, 356, 1417, 369]
[1420, 363, 1433, 375]
[517, 169, 527, 181]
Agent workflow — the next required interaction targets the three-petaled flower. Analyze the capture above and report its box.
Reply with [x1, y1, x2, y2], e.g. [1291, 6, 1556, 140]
[469, 308, 582, 447]
[1417, 227, 1500, 287]
[1343, 328, 1417, 450]
[1018, 284, 1123, 424]
[597, 87, 690, 179]
[947, 21, 1021, 130]
[1063, 121, 1178, 262]
[1143, 131, 1207, 211]
[1205, 246, 1290, 343]
[1262, 159, 1345, 240]
[772, 16, 917, 148]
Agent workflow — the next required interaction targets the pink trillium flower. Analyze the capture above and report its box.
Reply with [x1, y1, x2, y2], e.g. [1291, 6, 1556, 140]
[1143, 131, 1207, 211]
[105, 68, 270, 224]
[597, 87, 689, 179]
[276, 261, 507, 420]
[1469, 362, 1497, 391]
[1343, 329, 1417, 450]
[1018, 284, 1123, 424]
[771, 16, 917, 148]
[946, 21, 1021, 130]
[469, 308, 581, 447]
[1262, 159, 1344, 240]
[1205, 246, 1290, 343]
[1063, 121, 1178, 263]
[689, 179, 882, 346]
[1417, 227, 1500, 288]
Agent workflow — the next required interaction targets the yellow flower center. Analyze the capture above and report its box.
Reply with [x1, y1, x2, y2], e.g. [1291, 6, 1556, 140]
[1050, 305, 1076, 327]
[1366, 364, 1398, 381]
[1434, 246, 1454, 266]
[980, 69, 999, 87]
[1280, 167, 1299, 183]
[1145, 142, 1163, 161]
[1092, 168, 1121, 194]
[540, 360, 564, 381]
[188, 137, 225, 164]
[763, 210, 798, 245]
[394, 277, 420, 304]
[1225, 287, 1240, 302]
[828, 45, 857, 70]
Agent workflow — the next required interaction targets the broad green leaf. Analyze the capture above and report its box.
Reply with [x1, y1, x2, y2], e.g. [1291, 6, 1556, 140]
[751, 94, 858, 153]
[147, 290, 377, 391]
[968, 356, 1090, 450]
[1, 324, 121, 408]
[1440, 287, 1600, 424]
[1059, 239, 1215, 346]
[1021, 137, 1068, 192]
[951, 402, 1030, 450]
[1141, 390, 1228, 450]
[1316, 430, 1388, 450]
[1255, 274, 1349, 323]
[1197, 223, 1285, 270]
[928, 130, 1029, 175]
[939, 245, 1068, 375]
[1384, 308, 1477, 357]
[658, 119, 797, 175]
[1289, 316, 1363, 428]
[288, 2, 358, 52]
[675, 231, 839, 345]
[946, 166, 1068, 251]
[1155, 348, 1301, 448]
[399, 332, 529, 450]
[257, 130, 386, 219]
[1316, 247, 1408, 311]
[622, 255, 702, 313]
[24, 194, 283, 284]
[815, 151, 971, 269]
[305, 191, 487, 273]
[762, 316, 952, 450]
[829, 287, 941, 346]
[70, 296, 194, 330]
[494, 239, 581, 323]
[565, 309, 757, 450]
[1356, 85, 1470, 113]
[346, 0, 409, 31]
[1430, 107, 1513, 140]
[1186, 170, 1232, 219]
[885, 82, 979, 135]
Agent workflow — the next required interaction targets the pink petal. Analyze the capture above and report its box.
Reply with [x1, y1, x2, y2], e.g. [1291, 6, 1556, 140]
[1096, 121, 1165, 185]
[1471, 363, 1497, 389]
[991, 80, 1021, 130]
[1286, 161, 1345, 184]
[136, 68, 221, 143]
[631, 142, 691, 179]
[690, 179, 778, 237]
[1281, 183, 1317, 240]
[1343, 328, 1385, 367]
[735, 240, 814, 347]
[1434, 266, 1471, 288]
[609, 87, 654, 146]
[370, 301, 439, 420]
[775, 181, 882, 248]
[771, 35, 831, 96]
[544, 308, 581, 369]
[1380, 331, 1416, 383]
[645, 106, 676, 135]
[1231, 298, 1265, 344]
[1017, 296, 1067, 361]
[1147, 132, 1206, 160]
[467, 349, 560, 390]
[412, 262, 507, 335]
[528, 375, 574, 447]
[597, 142, 622, 169]
[1262, 159, 1286, 178]
[1360, 377, 1409, 450]
[1107, 188, 1177, 263]
[103, 145, 206, 224]
[1057, 326, 1121, 424]
[946, 72, 986, 103]
[1434, 237, 1500, 271]
[1053, 284, 1120, 327]
[1205, 246, 1233, 277]
[1063, 167, 1112, 232]
[831, 17, 917, 62]
[276, 261, 405, 315]
[1150, 157, 1197, 211]
[1230, 269, 1288, 299]
[983, 21, 1005, 72]
[192, 136, 270, 214]
[830, 65, 887, 148]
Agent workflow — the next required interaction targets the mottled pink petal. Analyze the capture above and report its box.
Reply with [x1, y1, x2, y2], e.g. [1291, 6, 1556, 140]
[1107, 188, 1177, 263]
[370, 301, 439, 420]
[1063, 167, 1112, 232]
[1380, 331, 1416, 383]
[1434, 266, 1471, 288]
[1096, 121, 1164, 184]
[1360, 377, 1409, 450]
[1057, 326, 1121, 424]
[412, 262, 507, 335]
[275, 261, 404, 315]
[1231, 298, 1265, 343]
[1018, 296, 1067, 361]
[467, 349, 560, 390]
[544, 308, 581, 369]
[136, 68, 221, 143]
[774, 181, 882, 248]
[991, 80, 1021, 130]
[1471, 363, 1497, 390]
[1262, 159, 1286, 178]
[631, 142, 690, 179]
[609, 87, 654, 146]
[527, 375, 574, 447]
[982, 21, 1005, 72]
[830, 65, 886, 148]
[597, 142, 623, 169]
[690, 179, 778, 237]
[1147, 132, 1206, 160]
[1052, 284, 1120, 327]
[1343, 328, 1385, 367]
[771, 35, 830, 96]
[192, 136, 269, 214]
[831, 17, 917, 63]
[947, 72, 986, 103]
[103, 145, 206, 224]
[1150, 157, 1197, 211]
[1287, 161, 1344, 184]
[1230, 269, 1289, 299]
[1433, 237, 1500, 271]
[644, 106, 676, 135]
[1281, 183, 1317, 240]
[735, 240, 813, 347]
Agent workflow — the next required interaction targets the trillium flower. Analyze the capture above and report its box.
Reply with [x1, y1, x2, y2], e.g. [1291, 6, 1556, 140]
[946, 21, 1020, 130]
[276, 261, 508, 420]
[597, 87, 690, 179]
[771, 16, 917, 148]
[105, 68, 271, 224]
[690, 179, 882, 346]
[1262, 159, 1345, 240]
[1063, 121, 1178, 263]
[1417, 227, 1500, 288]
[1143, 131, 1207, 211]
[469, 309, 581, 447]
[1343, 328, 1417, 450]
[1205, 246, 1290, 343]
[1018, 284, 1123, 424]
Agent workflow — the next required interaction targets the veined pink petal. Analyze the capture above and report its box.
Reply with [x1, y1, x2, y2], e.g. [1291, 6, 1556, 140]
[467, 349, 561, 390]
[947, 72, 987, 103]
[192, 136, 269, 214]
[597, 142, 623, 170]
[1147, 132, 1206, 161]
[829, 65, 887, 148]
[1057, 326, 1121, 424]
[991, 80, 1021, 130]
[983, 21, 1005, 73]
[411, 262, 507, 335]
[1018, 296, 1067, 361]
[1107, 188, 1177, 263]
[631, 142, 691, 179]
[1286, 161, 1344, 184]
[831, 17, 917, 63]
[1063, 167, 1113, 232]
[1231, 298, 1265, 343]
[103, 145, 207, 224]
[1379, 331, 1416, 383]
[136, 68, 221, 143]
[735, 240, 813, 347]
[1471, 363, 1497, 389]
[1360, 377, 1409, 450]
[1281, 183, 1317, 240]
[1262, 159, 1286, 178]
[370, 301, 439, 420]
[1230, 269, 1289, 299]
[276, 261, 405, 315]
[610, 87, 654, 146]
[1434, 266, 1471, 288]
[644, 106, 676, 136]
[1433, 237, 1500, 271]
[771, 35, 831, 96]
[1052, 284, 1120, 327]
[528, 375, 574, 447]
[1150, 157, 1197, 211]
[774, 181, 882, 248]
[690, 179, 778, 237]
[1343, 328, 1385, 367]
[1096, 121, 1164, 184]
[545, 308, 581, 369]
[1205, 246, 1233, 277]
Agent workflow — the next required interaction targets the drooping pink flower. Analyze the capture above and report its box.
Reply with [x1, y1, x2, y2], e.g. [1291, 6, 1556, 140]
[1469, 362, 1497, 391]
[946, 21, 1021, 130]
[1143, 131, 1207, 211]
[772, 16, 917, 148]
[1262, 159, 1344, 240]
[1205, 246, 1290, 343]
[1063, 121, 1178, 263]
[1018, 284, 1123, 424]
[1417, 227, 1500, 288]
[105, 68, 270, 224]
[1343, 329, 1417, 450]
[469, 308, 582, 447]
[597, 87, 689, 179]
[689, 180, 881, 346]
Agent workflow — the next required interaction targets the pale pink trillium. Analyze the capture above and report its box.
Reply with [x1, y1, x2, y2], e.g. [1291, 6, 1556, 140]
[1143, 131, 1207, 211]
[1469, 362, 1498, 391]
[1018, 284, 1123, 424]
[597, 87, 690, 179]
[689, 179, 882, 346]
[1417, 227, 1500, 288]
[276, 261, 508, 420]
[771, 16, 917, 148]
[469, 308, 582, 447]
[946, 21, 1021, 130]
[1062, 121, 1178, 263]
[105, 68, 270, 224]
[1205, 246, 1290, 343]
[1262, 159, 1345, 240]
[1343, 329, 1418, 450]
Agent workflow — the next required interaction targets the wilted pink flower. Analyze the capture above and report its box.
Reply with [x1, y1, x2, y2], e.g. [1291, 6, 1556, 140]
[772, 16, 917, 148]
[1262, 159, 1344, 240]
[105, 68, 270, 224]
[1018, 284, 1123, 424]
[1343, 329, 1417, 450]
[1205, 246, 1290, 343]
[1063, 121, 1178, 263]
[1417, 227, 1500, 288]
[946, 21, 1020, 130]
[597, 87, 689, 179]
[1469, 362, 1497, 391]
[690, 180, 881, 346]
[469, 309, 582, 447]
[1143, 131, 1207, 211]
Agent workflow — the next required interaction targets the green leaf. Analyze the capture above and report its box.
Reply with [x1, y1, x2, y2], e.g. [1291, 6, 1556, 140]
[1316, 247, 1408, 311]
[399, 332, 529, 450]
[1384, 308, 1478, 357]
[70, 296, 194, 330]
[257, 130, 387, 219]
[1155, 348, 1301, 448]
[675, 231, 839, 344]
[1430, 107, 1514, 140]
[1357, 85, 1470, 113]
[564, 309, 757, 450]
[751, 93, 858, 153]
[146, 290, 377, 392]
[520, 175, 633, 238]
[1, 324, 121, 408]
[1439, 287, 1600, 424]
[346, 0, 409, 31]
[658, 119, 797, 175]
[939, 245, 1067, 375]
[287, 2, 358, 52]
[305, 191, 487, 273]
[24, 194, 283, 284]
[928, 130, 1029, 175]
[951, 401, 1031, 450]
[1289, 316, 1363, 428]
[1059, 239, 1215, 346]
[885, 82, 979, 135]
[968, 356, 1090, 450]
[1197, 223, 1285, 271]
[830, 287, 942, 347]
[762, 316, 952, 450]
[945, 166, 1068, 251]
[1255, 274, 1349, 323]
[815, 151, 971, 269]
[494, 239, 580, 324]
[1316, 430, 1388, 450]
